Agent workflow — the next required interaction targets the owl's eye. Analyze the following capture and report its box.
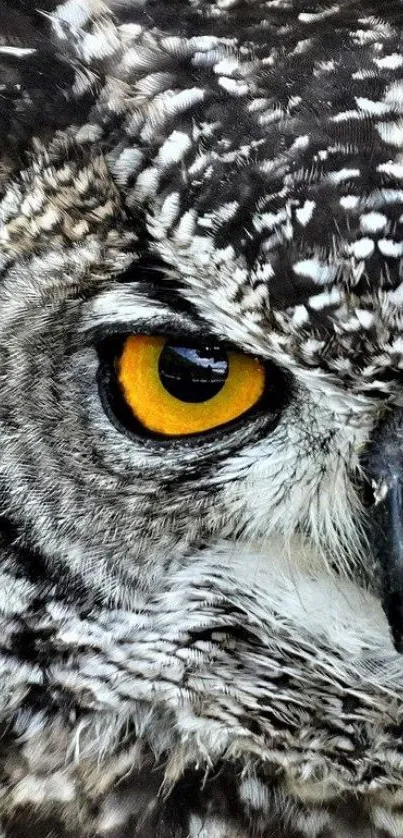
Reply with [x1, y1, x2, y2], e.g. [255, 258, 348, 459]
[107, 335, 267, 437]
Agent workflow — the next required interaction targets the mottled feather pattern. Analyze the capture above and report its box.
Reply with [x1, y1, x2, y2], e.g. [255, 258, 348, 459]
[2, 1, 403, 836]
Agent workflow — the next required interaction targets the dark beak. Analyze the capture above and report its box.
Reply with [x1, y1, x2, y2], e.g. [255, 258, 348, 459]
[364, 408, 403, 652]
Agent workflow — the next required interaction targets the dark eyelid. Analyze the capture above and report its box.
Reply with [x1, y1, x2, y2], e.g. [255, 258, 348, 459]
[81, 280, 209, 347]
[89, 322, 241, 354]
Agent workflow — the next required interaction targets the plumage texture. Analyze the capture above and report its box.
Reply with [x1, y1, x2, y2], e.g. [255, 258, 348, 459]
[3, 0, 403, 835]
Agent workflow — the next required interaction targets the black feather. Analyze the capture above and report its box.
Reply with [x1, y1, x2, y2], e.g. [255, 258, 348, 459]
[0, 2, 83, 181]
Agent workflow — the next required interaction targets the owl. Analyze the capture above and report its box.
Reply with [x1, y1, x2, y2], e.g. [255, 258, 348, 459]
[3, 0, 403, 836]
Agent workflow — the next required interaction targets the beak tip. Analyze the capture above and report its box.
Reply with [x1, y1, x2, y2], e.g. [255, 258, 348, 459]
[363, 409, 403, 652]
[384, 591, 403, 653]
[393, 632, 403, 654]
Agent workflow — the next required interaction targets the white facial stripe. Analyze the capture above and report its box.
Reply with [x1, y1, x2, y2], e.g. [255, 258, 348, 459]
[0, 47, 36, 57]
[81, 287, 196, 334]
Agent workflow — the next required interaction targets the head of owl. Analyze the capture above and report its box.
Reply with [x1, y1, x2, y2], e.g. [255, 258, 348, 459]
[2, 1, 403, 835]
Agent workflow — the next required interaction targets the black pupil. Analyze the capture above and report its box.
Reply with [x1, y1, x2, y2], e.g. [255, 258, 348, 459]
[158, 344, 229, 403]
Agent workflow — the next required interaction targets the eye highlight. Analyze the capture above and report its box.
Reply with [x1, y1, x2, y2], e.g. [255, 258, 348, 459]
[116, 335, 266, 437]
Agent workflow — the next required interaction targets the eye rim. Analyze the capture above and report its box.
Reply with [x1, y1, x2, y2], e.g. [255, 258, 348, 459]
[96, 332, 291, 447]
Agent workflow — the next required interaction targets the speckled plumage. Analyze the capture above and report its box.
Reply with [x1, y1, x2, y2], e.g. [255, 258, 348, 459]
[3, 1, 403, 836]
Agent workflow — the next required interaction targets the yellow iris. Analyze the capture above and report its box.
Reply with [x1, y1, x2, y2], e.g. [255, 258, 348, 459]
[117, 335, 266, 437]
